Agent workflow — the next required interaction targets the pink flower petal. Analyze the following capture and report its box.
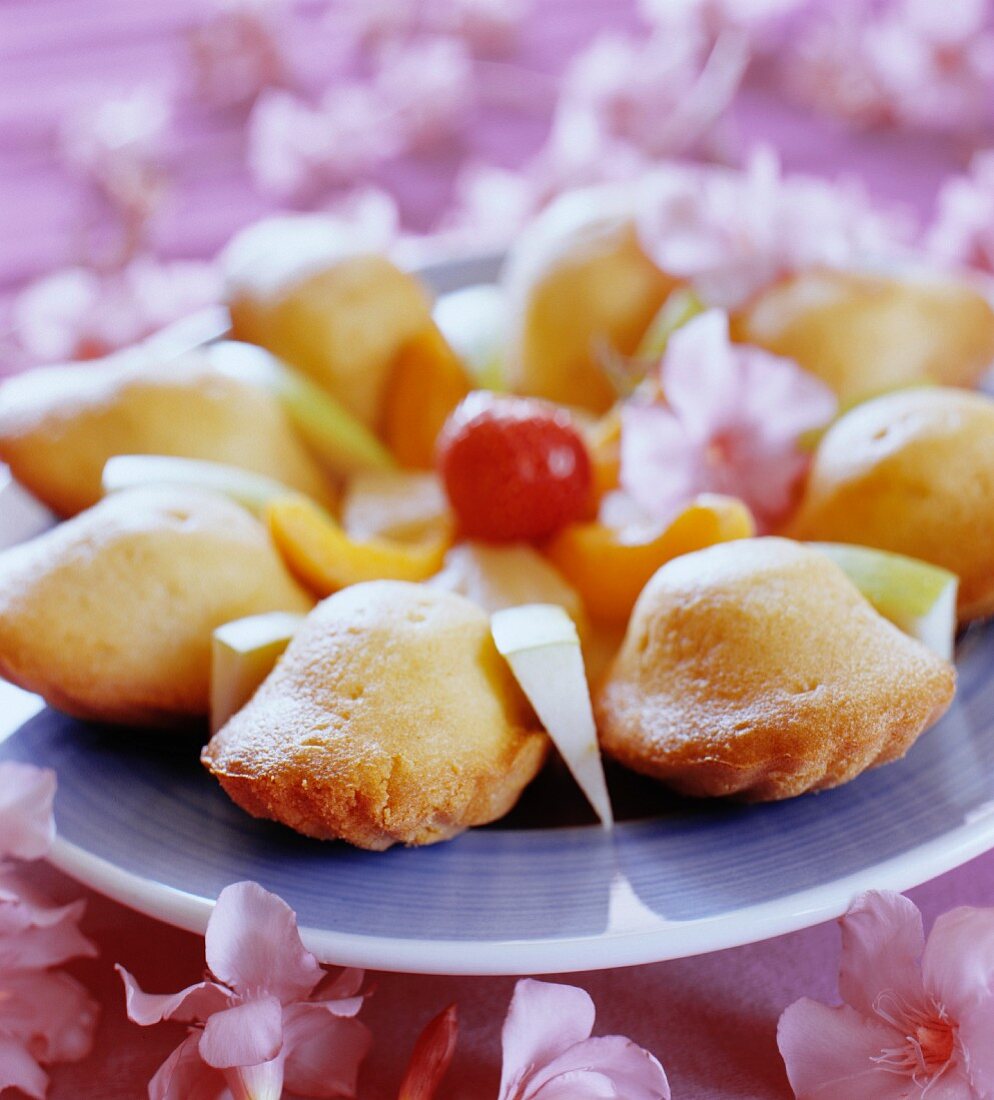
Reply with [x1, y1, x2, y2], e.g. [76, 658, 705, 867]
[619, 308, 834, 530]
[282, 1002, 373, 1098]
[0, 969, 98, 1066]
[206, 882, 324, 1004]
[0, 898, 96, 971]
[619, 403, 706, 523]
[149, 1032, 228, 1100]
[199, 995, 284, 1070]
[526, 1036, 670, 1099]
[524, 1071, 617, 1099]
[922, 905, 994, 1014]
[498, 981, 597, 1100]
[117, 966, 231, 1026]
[0, 763, 56, 860]
[662, 310, 741, 436]
[0, 1037, 47, 1100]
[777, 999, 906, 1100]
[838, 891, 926, 1019]
[317, 966, 366, 1002]
[952, 995, 994, 1094]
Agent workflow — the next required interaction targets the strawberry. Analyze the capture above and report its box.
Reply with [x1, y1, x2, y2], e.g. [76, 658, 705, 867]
[436, 392, 592, 542]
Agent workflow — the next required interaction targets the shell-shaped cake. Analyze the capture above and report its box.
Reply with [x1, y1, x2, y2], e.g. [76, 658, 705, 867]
[203, 581, 549, 850]
[787, 387, 994, 621]
[0, 487, 313, 724]
[595, 538, 955, 801]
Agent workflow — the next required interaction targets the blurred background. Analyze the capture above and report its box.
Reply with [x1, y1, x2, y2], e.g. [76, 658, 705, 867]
[1, 0, 993, 370]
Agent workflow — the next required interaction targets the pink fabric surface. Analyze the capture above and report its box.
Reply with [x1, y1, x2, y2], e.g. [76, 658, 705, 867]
[3, 2, 994, 1098]
[18, 854, 994, 1099]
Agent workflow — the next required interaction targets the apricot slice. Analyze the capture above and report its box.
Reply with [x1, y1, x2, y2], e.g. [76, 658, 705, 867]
[381, 323, 471, 469]
[266, 495, 448, 597]
[545, 494, 755, 623]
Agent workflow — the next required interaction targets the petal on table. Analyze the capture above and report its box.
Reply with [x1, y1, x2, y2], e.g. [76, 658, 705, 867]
[282, 1002, 373, 1098]
[838, 891, 925, 1019]
[923, 906, 994, 1013]
[0, 1036, 47, 1100]
[117, 965, 230, 1026]
[498, 980, 596, 1100]
[0, 969, 99, 1064]
[199, 995, 284, 1069]
[525, 1036, 669, 1100]
[0, 763, 56, 861]
[149, 1032, 229, 1100]
[206, 881, 324, 1003]
[777, 998, 906, 1100]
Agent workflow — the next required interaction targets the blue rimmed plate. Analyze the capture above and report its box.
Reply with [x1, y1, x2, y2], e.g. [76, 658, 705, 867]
[3, 254, 994, 975]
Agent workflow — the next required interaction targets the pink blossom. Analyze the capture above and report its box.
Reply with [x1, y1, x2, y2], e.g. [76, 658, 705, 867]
[430, 0, 531, 55]
[635, 148, 910, 310]
[555, 26, 747, 164]
[778, 889, 994, 1098]
[497, 979, 670, 1099]
[60, 87, 173, 260]
[0, 763, 55, 861]
[247, 83, 402, 199]
[187, 0, 289, 109]
[788, 0, 994, 136]
[619, 309, 836, 531]
[8, 257, 221, 366]
[118, 881, 371, 1100]
[373, 36, 476, 151]
[335, 0, 530, 55]
[639, 0, 802, 45]
[927, 150, 994, 275]
[0, 763, 99, 1099]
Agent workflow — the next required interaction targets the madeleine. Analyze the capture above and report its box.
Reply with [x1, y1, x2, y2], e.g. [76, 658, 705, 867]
[596, 538, 954, 801]
[503, 187, 676, 414]
[734, 269, 994, 405]
[203, 582, 548, 850]
[0, 345, 332, 516]
[222, 214, 433, 426]
[788, 387, 994, 621]
[0, 488, 313, 725]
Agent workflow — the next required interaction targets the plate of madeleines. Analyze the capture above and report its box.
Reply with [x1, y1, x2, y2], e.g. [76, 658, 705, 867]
[4, 170, 994, 974]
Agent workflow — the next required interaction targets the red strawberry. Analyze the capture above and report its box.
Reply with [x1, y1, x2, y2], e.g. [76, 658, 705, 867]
[437, 392, 592, 542]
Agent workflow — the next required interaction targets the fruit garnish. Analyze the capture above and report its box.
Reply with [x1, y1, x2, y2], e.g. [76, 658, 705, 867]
[209, 341, 395, 475]
[436, 393, 592, 542]
[634, 287, 706, 362]
[341, 470, 451, 544]
[433, 283, 506, 390]
[381, 323, 471, 470]
[492, 604, 613, 828]
[545, 494, 755, 623]
[210, 611, 305, 733]
[265, 495, 448, 597]
[101, 455, 291, 517]
[428, 542, 585, 629]
[811, 542, 958, 661]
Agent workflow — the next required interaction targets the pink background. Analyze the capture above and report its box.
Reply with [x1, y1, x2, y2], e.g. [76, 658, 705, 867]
[2, 1, 993, 1097]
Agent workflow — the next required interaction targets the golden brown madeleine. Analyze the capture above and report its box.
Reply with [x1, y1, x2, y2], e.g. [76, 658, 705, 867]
[733, 269, 994, 405]
[0, 344, 333, 516]
[203, 582, 548, 850]
[595, 538, 955, 801]
[787, 388, 994, 621]
[222, 214, 433, 426]
[503, 187, 676, 414]
[0, 488, 313, 725]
